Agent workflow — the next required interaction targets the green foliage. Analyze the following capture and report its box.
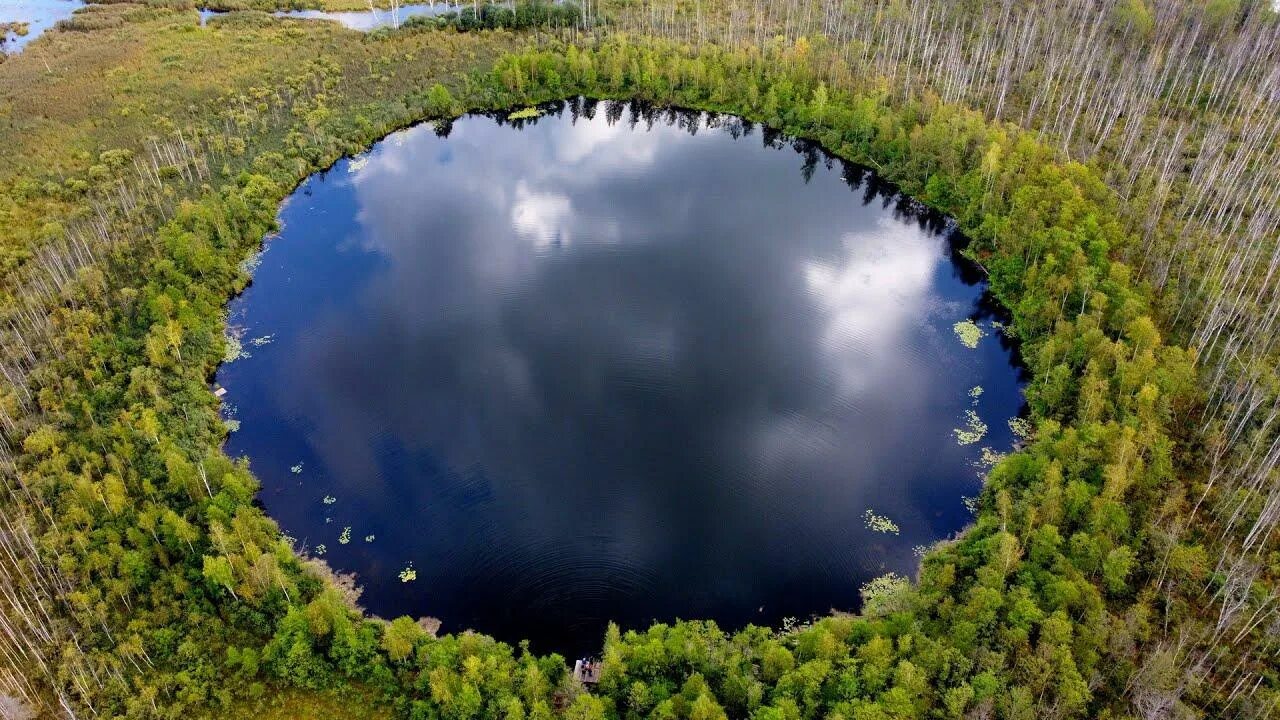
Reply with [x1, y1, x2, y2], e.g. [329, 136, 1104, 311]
[425, 83, 460, 117]
[381, 617, 425, 662]
[403, 1, 583, 33]
[0, 5, 1243, 719]
[462, 35, 1203, 718]
[1204, 0, 1242, 30]
[1110, 0, 1155, 37]
[859, 573, 914, 617]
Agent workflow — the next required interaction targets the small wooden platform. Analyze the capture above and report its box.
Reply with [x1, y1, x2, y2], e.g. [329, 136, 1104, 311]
[572, 659, 601, 685]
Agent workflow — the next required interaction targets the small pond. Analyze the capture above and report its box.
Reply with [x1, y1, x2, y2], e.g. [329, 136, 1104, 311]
[1, 0, 84, 53]
[217, 99, 1027, 653]
[199, 3, 464, 30]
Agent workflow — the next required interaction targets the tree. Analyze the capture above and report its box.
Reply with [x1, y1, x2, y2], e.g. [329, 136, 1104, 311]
[425, 84, 459, 117]
[382, 616, 424, 662]
[202, 555, 237, 600]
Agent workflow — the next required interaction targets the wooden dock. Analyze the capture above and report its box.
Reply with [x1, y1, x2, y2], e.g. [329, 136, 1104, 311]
[572, 659, 601, 685]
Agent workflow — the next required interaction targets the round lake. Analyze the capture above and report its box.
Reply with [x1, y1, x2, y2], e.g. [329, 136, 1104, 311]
[217, 99, 1026, 653]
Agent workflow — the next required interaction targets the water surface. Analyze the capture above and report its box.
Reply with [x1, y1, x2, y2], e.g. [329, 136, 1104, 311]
[1, 0, 83, 53]
[199, 3, 463, 30]
[274, 3, 461, 29]
[218, 100, 1025, 653]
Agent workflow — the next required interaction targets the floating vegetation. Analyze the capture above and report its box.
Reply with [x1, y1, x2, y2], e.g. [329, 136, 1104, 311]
[990, 320, 1007, 335]
[398, 564, 417, 582]
[239, 250, 263, 276]
[1008, 416, 1034, 441]
[975, 446, 1007, 471]
[249, 334, 274, 347]
[953, 409, 988, 445]
[2, 21, 31, 38]
[962, 496, 978, 515]
[952, 319, 986, 349]
[508, 107, 541, 120]
[364, 535, 375, 543]
[322, 495, 336, 505]
[968, 385, 984, 405]
[314, 544, 327, 556]
[223, 419, 241, 433]
[223, 334, 244, 363]
[291, 463, 304, 474]
[338, 527, 351, 544]
[347, 156, 369, 174]
[863, 508, 901, 535]
[912, 544, 930, 558]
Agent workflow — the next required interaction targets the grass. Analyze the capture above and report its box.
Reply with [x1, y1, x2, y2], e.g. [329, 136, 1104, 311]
[216, 685, 394, 720]
[0, 4, 519, 280]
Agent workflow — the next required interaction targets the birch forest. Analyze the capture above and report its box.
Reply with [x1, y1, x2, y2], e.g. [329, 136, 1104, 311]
[0, 0, 1278, 719]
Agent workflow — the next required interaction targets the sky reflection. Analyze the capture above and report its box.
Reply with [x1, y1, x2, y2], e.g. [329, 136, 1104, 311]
[218, 100, 1025, 653]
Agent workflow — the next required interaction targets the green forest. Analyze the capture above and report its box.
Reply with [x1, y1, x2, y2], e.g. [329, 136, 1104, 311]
[1, 0, 1278, 718]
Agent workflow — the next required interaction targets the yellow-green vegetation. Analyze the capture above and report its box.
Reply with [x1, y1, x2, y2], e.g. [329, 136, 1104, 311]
[507, 105, 541, 119]
[217, 684, 395, 720]
[952, 409, 988, 446]
[0, 3, 517, 269]
[1, 1, 1278, 719]
[858, 573, 912, 617]
[862, 509, 901, 535]
[1008, 416, 1033, 441]
[1, 21, 31, 40]
[951, 319, 985, 349]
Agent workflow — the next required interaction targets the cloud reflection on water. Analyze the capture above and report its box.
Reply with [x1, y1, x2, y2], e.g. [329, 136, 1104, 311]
[219, 101, 1024, 653]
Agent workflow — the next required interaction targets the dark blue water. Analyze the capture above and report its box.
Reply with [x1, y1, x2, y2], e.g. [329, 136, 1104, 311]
[217, 99, 1026, 654]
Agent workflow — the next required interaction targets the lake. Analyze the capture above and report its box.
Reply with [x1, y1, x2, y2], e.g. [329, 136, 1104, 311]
[217, 99, 1026, 654]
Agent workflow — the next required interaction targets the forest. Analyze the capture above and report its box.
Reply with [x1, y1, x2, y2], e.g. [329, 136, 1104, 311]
[0, 0, 1278, 718]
